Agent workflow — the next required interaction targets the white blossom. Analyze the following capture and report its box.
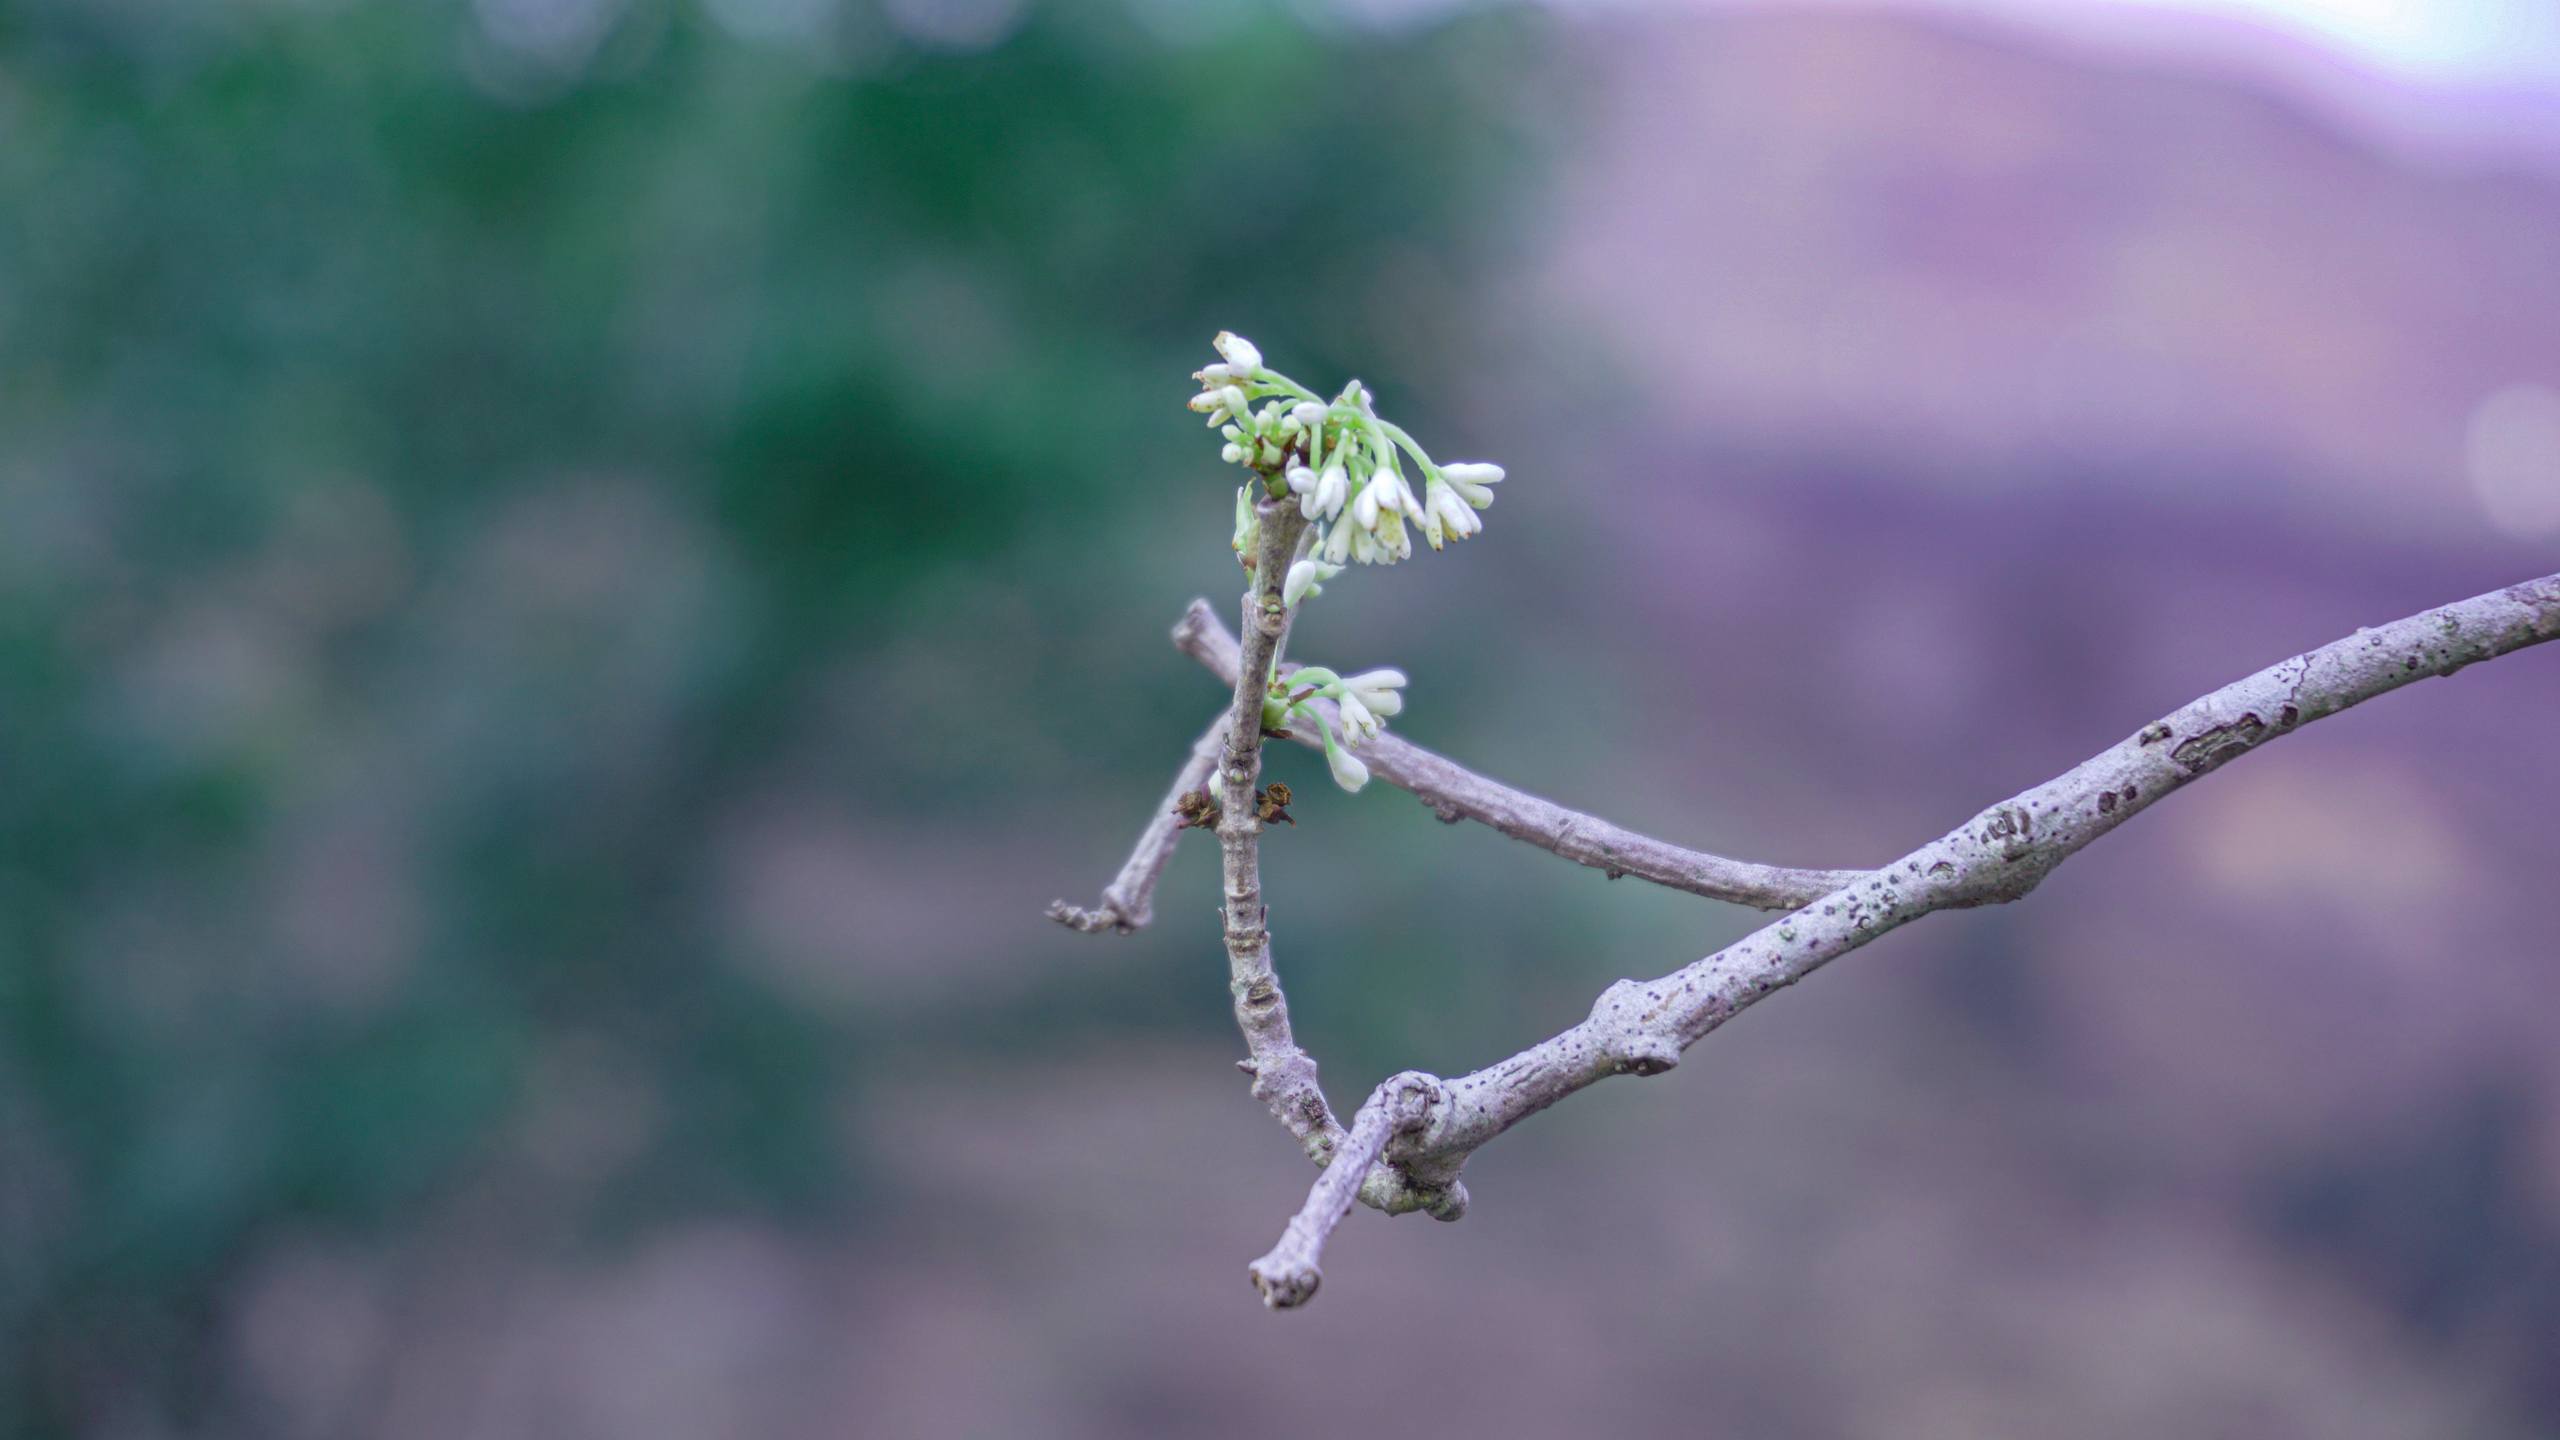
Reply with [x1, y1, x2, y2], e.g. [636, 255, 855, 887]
[1323, 730, 1370, 792]
[1427, 480, 1482, 540]
[1377, 511, 1411, 563]
[1282, 558, 1342, 606]
[1341, 668, 1406, 719]
[1349, 523, 1379, 565]
[1313, 464, 1348, 520]
[1186, 334, 1510, 599]
[1295, 461, 1346, 521]
[1214, 331, 1264, 374]
[1321, 520, 1354, 564]
[1336, 690, 1379, 745]
[1441, 462, 1504, 508]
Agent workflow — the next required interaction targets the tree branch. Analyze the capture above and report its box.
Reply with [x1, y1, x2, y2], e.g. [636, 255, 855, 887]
[1047, 710, 1227, 934]
[1250, 572, 2560, 1307]
[1245, 1073, 1441, 1308]
[1214, 500, 1346, 1167]
[1054, 597, 1861, 938]
[1175, 600, 1865, 909]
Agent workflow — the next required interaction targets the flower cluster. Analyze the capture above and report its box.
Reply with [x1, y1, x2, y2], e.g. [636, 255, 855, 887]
[1191, 331, 1504, 584]
[1190, 331, 1502, 794]
[1260, 663, 1408, 792]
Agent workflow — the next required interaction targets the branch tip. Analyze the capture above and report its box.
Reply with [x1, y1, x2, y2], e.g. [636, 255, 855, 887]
[1043, 898, 1132, 935]
[1045, 713, 1228, 939]
[1248, 1260, 1320, 1310]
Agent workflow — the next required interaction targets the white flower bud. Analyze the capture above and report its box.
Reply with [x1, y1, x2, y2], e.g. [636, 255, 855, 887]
[1342, 668, 1406, 719]
[1315, 464, 1349, 520]
[1218, 386, 1250, 420]
[1430, 481, 1481, 538]
[1325, 734, 1370, 792]
[1282, 559, 1316, 606]
[1214, 331, 1264, 374]
[1353, 481, 1380, 531]
[1441, 462, 1504, 508]
[1286, 465, 1317, 495]
[1221, 442, 1248, 465]
[1291, 401, 1326, 429]
[1336, 691, 1378, 745]
[1322, 520, 1354, 564]
[1415, 497, 1445, 551]
[1188, 391, 1224, 414]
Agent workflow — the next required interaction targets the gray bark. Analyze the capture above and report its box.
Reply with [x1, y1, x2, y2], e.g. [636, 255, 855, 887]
[1248, 574, 2560, 1306]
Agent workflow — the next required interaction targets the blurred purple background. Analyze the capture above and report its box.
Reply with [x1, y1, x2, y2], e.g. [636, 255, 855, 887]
[998, 5, 2560, 1433]
[10, 0, 2560, 1435]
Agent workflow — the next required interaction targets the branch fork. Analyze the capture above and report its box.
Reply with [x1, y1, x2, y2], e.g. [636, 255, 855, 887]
[1052, 558, 2560, 1308]
[1247, 1071, 1453, 1308]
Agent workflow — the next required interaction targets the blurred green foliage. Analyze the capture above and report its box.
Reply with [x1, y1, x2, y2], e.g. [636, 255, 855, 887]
[0, 0, 1558, 1427]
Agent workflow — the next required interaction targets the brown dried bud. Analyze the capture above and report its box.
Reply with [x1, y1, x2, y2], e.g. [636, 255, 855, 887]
[1255, 782, 1294, 827]
[1171, 787, 1221, 831]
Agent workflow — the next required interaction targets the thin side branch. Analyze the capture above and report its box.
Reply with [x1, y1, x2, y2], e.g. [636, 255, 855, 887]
[1176, 600, 1865, 909]
[1047, 711, 1227, 934]
[1215, 501, 1345, 1165]
[1245, 1074, 1439, 1308]
[1054, 600, 1860, 936]
[1258, 572, 2560, 1303]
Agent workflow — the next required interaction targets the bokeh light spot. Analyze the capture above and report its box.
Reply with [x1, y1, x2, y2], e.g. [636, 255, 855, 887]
[2466, 382, 2560, 539]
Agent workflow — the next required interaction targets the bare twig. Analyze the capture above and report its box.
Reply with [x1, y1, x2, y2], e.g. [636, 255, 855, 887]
[1214, 501, 1345, 1166]
[1245, 1073, 1441, 1307]
[1047, 711, 1227, 934]
[1055, 599, 1861, 937]
[1176, 600, 1865, 909]
[1249, 573, 2560, 1307]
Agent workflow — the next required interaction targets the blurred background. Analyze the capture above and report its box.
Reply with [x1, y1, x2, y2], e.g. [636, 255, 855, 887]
[3, 0, 2558, 1434]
